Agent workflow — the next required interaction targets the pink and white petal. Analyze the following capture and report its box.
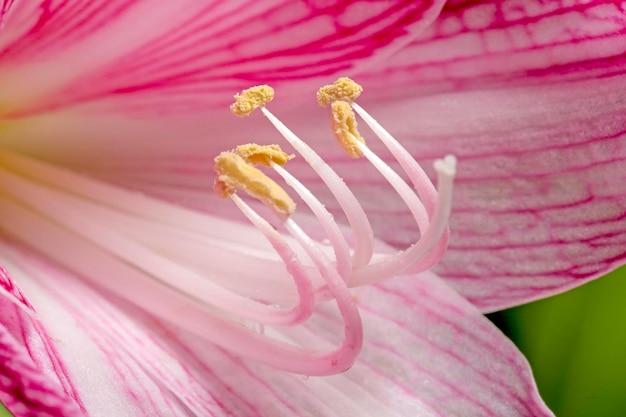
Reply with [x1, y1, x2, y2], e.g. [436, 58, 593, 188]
[357, 0, 626, 97]
[0, 264, 84, 417]
[160, 272, 554, 417]
[0, 0, 445, 116]
[2, 238, 552, 417]
[342, 74, 626, 312]
[0, 243, 200, 417]
[348, 271, 553, 417]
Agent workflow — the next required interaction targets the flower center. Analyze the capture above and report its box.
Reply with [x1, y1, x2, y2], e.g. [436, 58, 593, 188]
[0, 77, 456, 376]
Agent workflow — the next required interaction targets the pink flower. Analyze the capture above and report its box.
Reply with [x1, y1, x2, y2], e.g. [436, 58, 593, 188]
[0, 1, 624, 416]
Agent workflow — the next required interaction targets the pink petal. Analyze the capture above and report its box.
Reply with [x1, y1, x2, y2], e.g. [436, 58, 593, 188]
[0, 0, 15, 26]
[1, 243, 212, 417]
[343, 74, 626, 312]
[350, 0, 626, 311]
[0, 0, 445, 116]
[0, 264, 84, 417]
[358, 0, 626, 95]
[351, 272, 553, 416]
[1, 241, 552, 417]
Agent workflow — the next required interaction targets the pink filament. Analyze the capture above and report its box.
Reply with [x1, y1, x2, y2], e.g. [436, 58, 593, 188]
[230, 195, 363, 374]
[261, 107, 374, 268]
[258, 101, 455, 286]
[271, 162, 352, 281]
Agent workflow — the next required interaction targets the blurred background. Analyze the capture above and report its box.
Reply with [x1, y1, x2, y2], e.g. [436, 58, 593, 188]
[1, 266, 624, 416]
[491, 265, 626, 416]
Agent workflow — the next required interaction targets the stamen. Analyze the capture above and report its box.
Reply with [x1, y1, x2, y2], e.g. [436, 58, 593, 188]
[213, 151, 295, 217]
[1, 149, 365, 374]
[235, 143, 294, 167]
[351, 101, 438, 214]
[352, 140, 429, 235]
[351, 155, 457, 285]
[230, 85, 275, 117]
[229, 195, 363, 374]
[330, 101, 365, 159]
[259, 106, 374, 267]
[316, 77, 452, 282]
[0, 75, 458, 376]
[350, 100, 451, 273]
[271, 163, 352, 281]
[316, 77, 363, 107]
[235, 143, 352, 281]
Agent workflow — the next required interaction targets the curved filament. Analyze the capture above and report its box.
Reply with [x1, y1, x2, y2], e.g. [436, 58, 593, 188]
[261, 107, 374, 268]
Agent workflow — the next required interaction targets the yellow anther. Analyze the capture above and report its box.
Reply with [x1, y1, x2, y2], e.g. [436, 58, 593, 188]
[331, 100, 365, 159]
[316, 77, 363, 107]
[230, 85, 275, 117]
[236, 144, 294, 167]
[214, 152, 296, 216]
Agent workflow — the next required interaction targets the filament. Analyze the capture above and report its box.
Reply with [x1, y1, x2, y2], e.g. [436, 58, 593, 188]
[260, 107, 374, 268]
[271, 162, 352, 281]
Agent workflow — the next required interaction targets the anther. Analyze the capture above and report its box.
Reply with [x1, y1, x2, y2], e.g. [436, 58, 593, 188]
[230, 85, 275, 117]
[331, 101, 365, 159]
[316, 77, 363, 107]
[213, 151, 295, 216]
[236, 143, 294, 167]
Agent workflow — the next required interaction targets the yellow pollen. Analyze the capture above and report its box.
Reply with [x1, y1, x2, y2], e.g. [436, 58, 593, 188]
[331, 100, 365, 159]
[213, 151, 296, 216]
[230, 85, 275, 117]
[316, 77, 363, 107]
[236, 144, 294, 167]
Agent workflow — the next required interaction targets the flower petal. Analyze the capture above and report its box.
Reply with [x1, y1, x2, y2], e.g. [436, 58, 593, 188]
[348, 272, 554, 417]
[1, 243, 212, 417]
[0, 264, 84, 417]
[0, 0, 445, 115]
[0, 0, 15, 26]
[349, 75, 626, 312]
[2, 241, 552, 417]
[348, 0, 626, 311]
[358, 0, 626, 95]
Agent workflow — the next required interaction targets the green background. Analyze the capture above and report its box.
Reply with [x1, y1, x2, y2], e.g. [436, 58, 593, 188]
[1, 266, 624, 416]
[494, 265, 626, 416]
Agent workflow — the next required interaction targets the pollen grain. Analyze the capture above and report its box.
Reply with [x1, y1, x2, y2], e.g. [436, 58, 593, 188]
[236, 144, 294, 167]
[317, 77, 363, 107]
[230, 85, 275, 117]
[214, 151, 296, 216]
[331, 101, 365, 159]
